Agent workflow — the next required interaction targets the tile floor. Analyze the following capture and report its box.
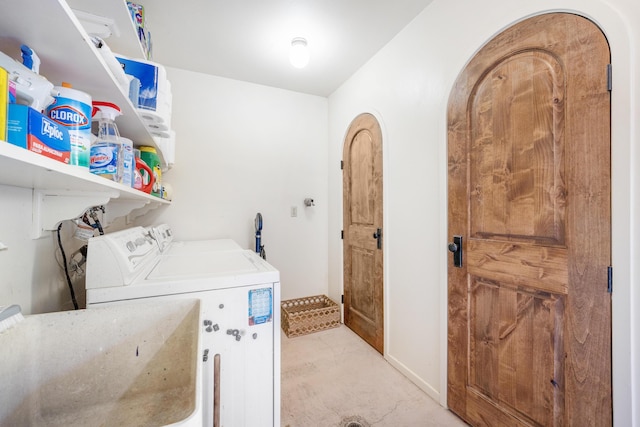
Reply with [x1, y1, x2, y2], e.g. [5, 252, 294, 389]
[280, 325, 468, 427]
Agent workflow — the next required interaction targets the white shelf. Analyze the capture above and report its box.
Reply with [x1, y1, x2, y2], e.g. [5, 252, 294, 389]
[0, 0, 165, 165]
[0, 142, 168, 238]
[0, 142, 164, 200]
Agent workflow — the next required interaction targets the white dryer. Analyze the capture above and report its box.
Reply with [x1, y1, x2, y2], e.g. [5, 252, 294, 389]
[85, 226, 280, 427]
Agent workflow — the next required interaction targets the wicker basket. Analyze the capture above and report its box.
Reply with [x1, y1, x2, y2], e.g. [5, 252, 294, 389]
[281, 295, 340, 337]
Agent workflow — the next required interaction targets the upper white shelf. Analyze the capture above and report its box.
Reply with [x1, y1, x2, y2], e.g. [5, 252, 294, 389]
[65, 0, 147, 60]
[0, 0, 164, 164]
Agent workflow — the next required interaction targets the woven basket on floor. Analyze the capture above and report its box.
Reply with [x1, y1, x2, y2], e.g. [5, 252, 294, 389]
[281, 295, 340, 337]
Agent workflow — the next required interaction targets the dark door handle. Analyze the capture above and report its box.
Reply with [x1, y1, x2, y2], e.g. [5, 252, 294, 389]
[449, 235, 463, 267]
[373, 228, 382, 250]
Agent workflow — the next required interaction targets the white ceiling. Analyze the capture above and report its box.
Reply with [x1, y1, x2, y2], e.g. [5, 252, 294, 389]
[143, 0, 434, 97]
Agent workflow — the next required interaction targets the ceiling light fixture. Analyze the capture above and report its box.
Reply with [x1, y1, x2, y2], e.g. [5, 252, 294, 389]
[289, 37, 309, 69]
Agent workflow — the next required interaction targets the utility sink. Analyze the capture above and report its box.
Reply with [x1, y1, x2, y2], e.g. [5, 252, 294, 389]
[0, 299, 201, 426]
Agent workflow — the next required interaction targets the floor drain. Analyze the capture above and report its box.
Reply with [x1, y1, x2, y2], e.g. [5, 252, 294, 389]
[340, 415, 370, 427]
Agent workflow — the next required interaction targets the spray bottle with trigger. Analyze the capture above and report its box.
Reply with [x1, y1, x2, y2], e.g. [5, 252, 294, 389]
[90, 101, 123, 182]
[20, 45, 41, 73]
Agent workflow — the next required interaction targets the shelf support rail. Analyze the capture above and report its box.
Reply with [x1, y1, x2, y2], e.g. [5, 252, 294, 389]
[32, 189, 117, 239]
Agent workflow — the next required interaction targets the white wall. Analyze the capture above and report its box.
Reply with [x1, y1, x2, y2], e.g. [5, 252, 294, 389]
[328, 0, 639, 425]
[0, 185, 82, 314]
[136, 68, 329, 301]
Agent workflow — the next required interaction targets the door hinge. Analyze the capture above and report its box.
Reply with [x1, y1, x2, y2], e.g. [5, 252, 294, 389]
[607, 266, 613, 293]
[341, 230, 344, 239]
[340, 160, 344, 170]
[341, 294, 344, 304]
[607, 64, 612, 91]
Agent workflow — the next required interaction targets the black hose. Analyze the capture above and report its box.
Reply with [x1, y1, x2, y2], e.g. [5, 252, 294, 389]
[57, 223, 79, 310]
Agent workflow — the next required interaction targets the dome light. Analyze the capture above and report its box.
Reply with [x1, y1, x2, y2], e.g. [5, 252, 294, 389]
[289, 37, 309, 68]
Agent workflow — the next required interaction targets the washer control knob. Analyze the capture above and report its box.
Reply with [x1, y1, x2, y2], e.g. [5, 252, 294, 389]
[126, 241, 136, 252]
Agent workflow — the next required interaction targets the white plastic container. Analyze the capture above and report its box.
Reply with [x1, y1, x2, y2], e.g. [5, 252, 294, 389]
[46, 83, 92, 167]
[120, 137, 134, 187]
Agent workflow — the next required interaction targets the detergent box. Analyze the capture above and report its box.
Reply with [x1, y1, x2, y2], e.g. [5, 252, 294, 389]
[0, 67, 7, 141]
[127, 2, 152, 58]
[7, 104, 70, 163]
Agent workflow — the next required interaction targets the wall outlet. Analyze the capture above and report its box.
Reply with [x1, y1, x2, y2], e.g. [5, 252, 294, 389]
[290, 206, 297, 217]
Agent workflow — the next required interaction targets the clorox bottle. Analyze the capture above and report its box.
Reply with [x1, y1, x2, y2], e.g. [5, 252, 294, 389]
[46, 82, 92, 168]
[90, 101, 123, 182]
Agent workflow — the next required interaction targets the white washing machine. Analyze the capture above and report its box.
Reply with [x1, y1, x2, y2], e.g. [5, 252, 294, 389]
[85, 226, 280, 427]
[146, 223, 243, 256]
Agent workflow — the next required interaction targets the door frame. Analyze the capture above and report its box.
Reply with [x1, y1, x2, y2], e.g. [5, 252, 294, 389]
[340, 109, 390, 356]
[438, 9, 632, 420]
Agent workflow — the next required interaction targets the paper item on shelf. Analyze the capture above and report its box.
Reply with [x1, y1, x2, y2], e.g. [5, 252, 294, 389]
[138, 107, 172, 139]
[149, 128, 170, 139]
[153, 129, 175, 170]
[127, 2, 152, 59]
[115, 55, 169, 111]
[144, 120, 168, 132]
[91, 37, 130, 94]
[137, 107, 169, 125]
[0, 67, 8, 141]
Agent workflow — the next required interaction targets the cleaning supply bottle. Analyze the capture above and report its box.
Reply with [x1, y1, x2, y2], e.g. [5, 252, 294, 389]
[120, 137, 134, 187]
[139, 146, 162, 197]
[46, 82, 92, 168]
[90, 101, 123, 182]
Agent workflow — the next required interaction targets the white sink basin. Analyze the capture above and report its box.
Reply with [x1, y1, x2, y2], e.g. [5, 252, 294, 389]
[0, 299, 201, 426]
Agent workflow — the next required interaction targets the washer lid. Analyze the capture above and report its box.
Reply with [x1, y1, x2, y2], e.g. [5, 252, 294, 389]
[87, 249, 279, 304]
[165, 239, 243, 256]
[146, 250, 273, 281]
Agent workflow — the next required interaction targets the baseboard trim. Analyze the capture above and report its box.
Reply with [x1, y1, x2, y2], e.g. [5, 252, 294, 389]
[385, 353, 441, 404]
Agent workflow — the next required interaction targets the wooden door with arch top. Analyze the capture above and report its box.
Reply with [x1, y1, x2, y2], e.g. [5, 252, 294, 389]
[343, 112, 384, 354]
[447, 13, 612, 426]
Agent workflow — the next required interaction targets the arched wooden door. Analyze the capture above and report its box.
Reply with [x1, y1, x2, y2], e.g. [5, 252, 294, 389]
[447, 13, 612, 426]
[343, 113, 384, 354]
